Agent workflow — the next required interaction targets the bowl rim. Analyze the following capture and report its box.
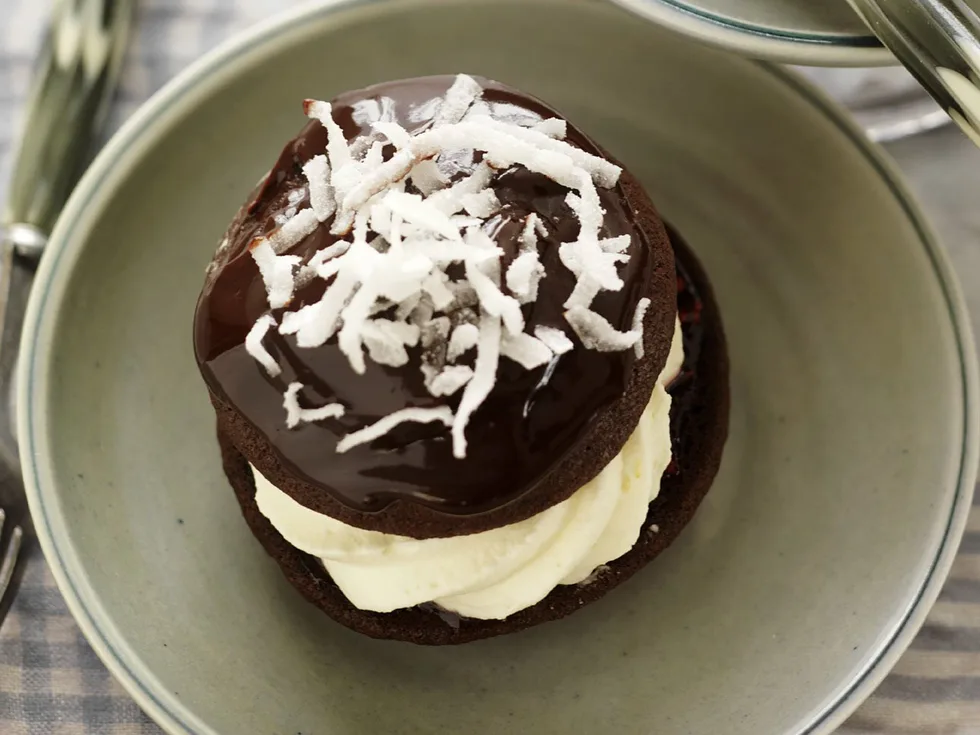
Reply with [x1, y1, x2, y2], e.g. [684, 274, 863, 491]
[16, 0, 979, 733]
[608, 0, 893, 66]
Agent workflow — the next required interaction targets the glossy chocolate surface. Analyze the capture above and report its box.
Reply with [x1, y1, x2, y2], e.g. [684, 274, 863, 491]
[194, 76, 657, 515]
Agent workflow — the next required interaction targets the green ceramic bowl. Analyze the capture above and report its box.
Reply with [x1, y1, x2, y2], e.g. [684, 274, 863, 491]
[18, 1, 979, 733]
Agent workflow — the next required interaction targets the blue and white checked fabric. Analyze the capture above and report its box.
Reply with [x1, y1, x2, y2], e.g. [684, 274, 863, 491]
[2, 2, 980, 733]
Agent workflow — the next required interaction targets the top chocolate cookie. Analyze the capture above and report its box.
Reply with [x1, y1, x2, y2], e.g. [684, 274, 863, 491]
[194, 75, 676, 537]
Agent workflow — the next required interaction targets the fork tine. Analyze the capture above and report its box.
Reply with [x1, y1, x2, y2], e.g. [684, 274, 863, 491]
[0, 525, 23, 605]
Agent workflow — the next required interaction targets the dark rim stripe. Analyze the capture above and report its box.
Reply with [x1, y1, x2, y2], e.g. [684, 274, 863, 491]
[654, 0, 882, 46]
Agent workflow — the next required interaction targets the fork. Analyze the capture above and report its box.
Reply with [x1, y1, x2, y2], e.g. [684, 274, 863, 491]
[0, 0, 134, 628]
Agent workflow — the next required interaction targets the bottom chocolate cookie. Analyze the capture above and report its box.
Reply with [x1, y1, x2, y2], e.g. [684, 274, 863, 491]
[218, 231, 729, 645]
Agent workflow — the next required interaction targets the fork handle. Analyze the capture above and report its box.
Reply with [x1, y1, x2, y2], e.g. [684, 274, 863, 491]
[847, 0, 980, 145]
[2, 0, 135, 238]
[0, 0, 135, 458]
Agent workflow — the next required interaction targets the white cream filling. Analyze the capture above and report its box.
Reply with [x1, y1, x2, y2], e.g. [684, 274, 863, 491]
[255, 319, 683, 620]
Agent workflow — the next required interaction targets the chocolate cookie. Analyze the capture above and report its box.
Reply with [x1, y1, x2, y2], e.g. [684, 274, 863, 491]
[218, 231, 728, 644]
[197, 75, 677, 538]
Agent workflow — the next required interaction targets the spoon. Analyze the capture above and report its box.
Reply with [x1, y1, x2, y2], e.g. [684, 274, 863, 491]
[847, 0, 980, 146]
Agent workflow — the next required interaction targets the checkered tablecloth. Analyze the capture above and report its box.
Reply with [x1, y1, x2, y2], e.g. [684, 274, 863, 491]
[3, 1, 980, 733]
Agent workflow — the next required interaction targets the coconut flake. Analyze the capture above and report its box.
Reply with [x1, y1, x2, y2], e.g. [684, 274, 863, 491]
[268, 208, 319, 254]
[437, 147, 476, 179]
[631, 297, 651, 358]
[465, 260, 524, 335]
[281, 271, 358, 348]
[564, 277, 602, 311]
[490, 102, 543, 127]
[412, 122, 588, 190]
[501, 333, 553, 369]
[421, 315, 451, 347]
[559, 236, 627, 310]
[422, 271, 455, 310]
[427, 162, 494, 215]
[283, 383, 345, 429]
[452, 315, 501, 458]
[409, 159, 448, 195]
[467, 116, 621, 188]
[564, 176, 604, 242]
[463, 100, 492, 122]
[532, 118, 567, 139]
[362, 140, 386, 171]
[600, 235, 631, 253]
[274, 207, 297, 227]
[409, 294, 436, 328]
[351, 96, 395, 126]
[405, 240, 501, 266]
[245, 315, 281, 377]
[409, 97, 442, 123]
[304, 100, 354, 185]
[520, 214, 542, 252]
[305, 240, 350, 272]
[561, 241, 626, 290]
[534, 326, 574, 355]
[506, 251, 545, 304]
[338, 149, 417, 230]
[565, 307, 641, 352]
[447, 323, 480, 362]
[460, 189, 501, 218]
[337, 407, 454, 453]
[250, 240, 300, 309]
[433, 74, 483, 127]
[362, 320, 411, 368]
[385, 191, 462, 241]
[337, 282, 380, 374]
[428, 365, 474, 397]
[373, 120, 412, 149]
[303, 155, 336, 222]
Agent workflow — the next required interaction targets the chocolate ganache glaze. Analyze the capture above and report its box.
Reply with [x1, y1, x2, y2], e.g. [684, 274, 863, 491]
[194, 75, 671, 517]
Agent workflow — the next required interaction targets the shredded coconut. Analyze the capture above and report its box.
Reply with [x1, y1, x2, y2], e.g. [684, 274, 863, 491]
[241, 75, 654, 458]
[250, 240, 300, 309]
[565, 307, 641, 352]
[269, 208, 319, 255]
[632, 297, 651, 358]
[245, 315, 281, 377]
[409, 159, 448, 195]
[428, 365, 474, 396]
[372, 120, 412, 149]
[447, 323, 480, 362]
[506, 251, 545, 305]
[433, 73, 483, 126]
[534, 325, 574, 355]
[520, 213, 541, 251]
[452, 315, 501, 458]
[532, 118, 567, 139]
[501, 333, 553, 369]
[303, 155, 335, 222]
[283, 383, 345, 429]
[460, 189, 501, 218]
[337, 407, 454, 453]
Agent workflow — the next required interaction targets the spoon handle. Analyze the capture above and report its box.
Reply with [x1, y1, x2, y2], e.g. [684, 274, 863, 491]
[847, 0, 980, 146]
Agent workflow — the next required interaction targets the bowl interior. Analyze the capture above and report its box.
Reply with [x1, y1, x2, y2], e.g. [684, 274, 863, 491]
[23, 1, 974, 734]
